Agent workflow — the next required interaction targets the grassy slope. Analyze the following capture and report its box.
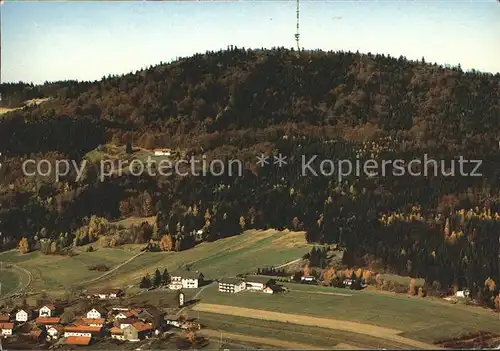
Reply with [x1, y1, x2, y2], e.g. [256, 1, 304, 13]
[197, 283, 500, 343]
[0, 229, 311, 292]
[0, 269, 20, 296]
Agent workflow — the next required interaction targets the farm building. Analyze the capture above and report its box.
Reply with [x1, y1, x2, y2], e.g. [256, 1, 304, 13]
[218, 278, 246, 293]
[122, 322, 153, 341]
[110, 327, 125, 340]
[64, 325, 102, 338]
[47, 325, 64, 340]
[36, 317, 61, 325]
[65, 335, 92, 346]
[245, 275, 273, 291]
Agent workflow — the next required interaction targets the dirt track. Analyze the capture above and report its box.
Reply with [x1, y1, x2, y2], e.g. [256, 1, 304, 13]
[193, 303, 441, 350]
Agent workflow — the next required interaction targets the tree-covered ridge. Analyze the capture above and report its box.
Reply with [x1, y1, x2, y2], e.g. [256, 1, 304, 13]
[0, 47, 499, 307]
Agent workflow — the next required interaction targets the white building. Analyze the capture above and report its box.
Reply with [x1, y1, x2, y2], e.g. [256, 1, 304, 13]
[47, 325, 63, 340]
[15, 309, 32, 322]
[218, 278, 246, 293]
[0, 323, 13, 337]
[39, 305, 56, 318]
[86, 308, 106, 319]
[64, 326, 101, 338]
[263, 286, 275, 294]
[301, 276, 316, 283]
[169, 270, 203, 289]
[153, 149, 172, 156]
[245, 276, 272, 291]
[456, 289, 470, 298]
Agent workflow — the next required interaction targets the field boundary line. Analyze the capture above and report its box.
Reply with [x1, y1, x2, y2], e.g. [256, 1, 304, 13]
[200, 328, 326, 350]
[193, 303, 442, 350]
[85, 250, 146, 285]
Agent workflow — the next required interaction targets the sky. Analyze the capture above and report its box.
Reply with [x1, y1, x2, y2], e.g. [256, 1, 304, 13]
[1, 0, 500, 84]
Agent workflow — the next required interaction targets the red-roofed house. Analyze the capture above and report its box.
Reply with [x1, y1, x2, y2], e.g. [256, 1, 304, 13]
[39, 304, 57, 317]
[64, 325, 102, 338]
[65, 336, 91, 346]
[36, 317, 61, 325]
[122, 322, 152, 341]
[0, 322, 14, 337]
[110, 327, 124, 340]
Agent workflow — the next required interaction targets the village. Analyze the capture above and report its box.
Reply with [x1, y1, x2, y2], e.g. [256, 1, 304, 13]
[0, 268, 352, 349]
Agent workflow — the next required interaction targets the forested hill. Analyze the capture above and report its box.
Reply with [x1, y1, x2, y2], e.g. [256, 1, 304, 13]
[0, 47, 499, 307]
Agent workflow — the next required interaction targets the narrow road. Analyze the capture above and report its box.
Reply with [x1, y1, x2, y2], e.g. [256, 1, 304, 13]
[85, 250, 146, 285]
[274, 258, 302, 269]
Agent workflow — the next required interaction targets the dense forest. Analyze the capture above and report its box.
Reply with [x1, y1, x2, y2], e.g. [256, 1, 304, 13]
[0, 47, 499, 307]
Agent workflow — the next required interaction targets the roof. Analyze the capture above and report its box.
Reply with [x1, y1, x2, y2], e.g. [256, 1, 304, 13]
[36, 317, 61, 324]
[41, 304, 56, 310]
[131, 322, 153, 332]
[48, 325, 64, 333]
[165, 314, 179, 321]
[171, 270, 203, 279]
[66, 336, 91, 345]
[219, 277, 244, 285]
[245, 275, 272, 284]
[30, 330, 42, 338]
[65, 325, 102, 333]
[117, 310, 137, 318]
[109, 327, 123, 334]
[80, 318, 105, 325]
[16, 308, 33, 314]
[0, 315, 10, 322]
[88, 306, 108, 314]
[0, 322, 14, 329]
[119, 318, 137, 324]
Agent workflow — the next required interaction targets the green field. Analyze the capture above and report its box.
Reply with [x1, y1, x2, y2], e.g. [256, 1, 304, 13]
[196, 283, 500, 343]
[0, 269, 20, 296]
[0, 229, 311, 293]
[197, 311, 410, 349]
[91, 229, 311, 288]
[0, 247, 139, 292]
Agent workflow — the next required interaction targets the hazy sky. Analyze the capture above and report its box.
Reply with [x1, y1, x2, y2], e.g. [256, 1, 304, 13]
[2, 0, 499, 84]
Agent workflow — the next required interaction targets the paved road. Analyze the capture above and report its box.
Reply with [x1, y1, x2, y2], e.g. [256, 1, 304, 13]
[274, 258, 302, 269]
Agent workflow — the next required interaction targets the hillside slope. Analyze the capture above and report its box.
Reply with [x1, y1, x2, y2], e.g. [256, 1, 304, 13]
[0, 48, 499, 308]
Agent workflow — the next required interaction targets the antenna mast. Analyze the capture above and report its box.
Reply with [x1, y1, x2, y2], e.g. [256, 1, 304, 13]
[295, 0, 300, 54]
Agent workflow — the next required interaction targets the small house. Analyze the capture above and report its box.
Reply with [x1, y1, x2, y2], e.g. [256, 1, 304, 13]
[65, 335, 91, 346]
[0, 322, 14, 337]
[153, 148, 172, 157]
[456, 289, 470, 298]
[119, 318, 137, 329]
[263, 286, 277, 294]
[122, 322, 152, 342]
[110, 327, 124, 340]
[115, 310, 139, 320]
[86, 307, 107, 320]
[165, 315, 182, 328]
[64, 325, 102, 338]
[301, 276, 316, 283]
[218, 278, 246, 293]
[39, 304, 57, 318]
[47, 325, 64, 340]
[15, 308, 33, 322]
[245, 276, 272, 291]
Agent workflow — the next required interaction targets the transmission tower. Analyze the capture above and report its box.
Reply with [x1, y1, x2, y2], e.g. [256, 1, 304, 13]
[295, 0, 300, 54]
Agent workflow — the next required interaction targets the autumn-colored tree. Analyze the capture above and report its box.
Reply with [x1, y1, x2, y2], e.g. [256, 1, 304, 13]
[408, 279, 416, 296]
[322, 267, 336, 282]
[292, 217, 300, 230]
[355, 268, 363, 279]
[239, 216, 246, 230]
[485, 277, 496, 292]
[417, 287, 426, 297]
[184, 330, 196, 344]
[119, 200, 132, 218]
[494, 295, 500, 310]
[18, 237, 30, 254]
[159, 234, 173, 251]
[302, 265, 311, 276]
